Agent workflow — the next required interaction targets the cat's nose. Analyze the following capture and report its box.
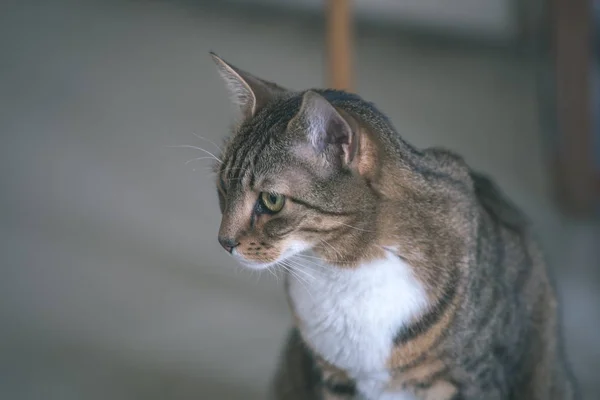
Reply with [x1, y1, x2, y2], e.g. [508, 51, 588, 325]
[218, 237, 239, 253]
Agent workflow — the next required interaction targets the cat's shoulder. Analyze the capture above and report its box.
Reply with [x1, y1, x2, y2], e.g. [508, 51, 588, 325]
[471, 171, 529, 230]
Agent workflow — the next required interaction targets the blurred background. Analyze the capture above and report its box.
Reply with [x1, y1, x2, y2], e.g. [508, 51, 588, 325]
[1, 0, 598, 399]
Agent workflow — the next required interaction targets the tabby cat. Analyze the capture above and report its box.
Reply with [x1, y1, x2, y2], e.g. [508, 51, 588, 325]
[209, 53, 576, 399]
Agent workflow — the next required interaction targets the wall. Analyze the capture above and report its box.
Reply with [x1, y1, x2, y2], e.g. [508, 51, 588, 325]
[233, 0, 516, 39]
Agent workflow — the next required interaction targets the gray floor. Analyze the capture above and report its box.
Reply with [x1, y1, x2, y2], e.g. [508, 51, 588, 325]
[1, 1, 598, 399]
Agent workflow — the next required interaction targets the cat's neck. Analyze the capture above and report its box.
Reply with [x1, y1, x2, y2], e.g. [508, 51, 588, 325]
[286, 249, 428, 394]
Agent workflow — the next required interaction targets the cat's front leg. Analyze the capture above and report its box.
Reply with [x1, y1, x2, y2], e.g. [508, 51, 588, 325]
[317, 357, 358, 400]
[320, 384, 356, 400]
[269, 329, 322, 400]
[410, 380, 460, 400]
[269, 328, 358, 400]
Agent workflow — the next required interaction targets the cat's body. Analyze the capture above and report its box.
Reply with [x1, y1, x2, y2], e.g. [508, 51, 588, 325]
[273, 170, 574, 400]
[209, 54, 576, 399]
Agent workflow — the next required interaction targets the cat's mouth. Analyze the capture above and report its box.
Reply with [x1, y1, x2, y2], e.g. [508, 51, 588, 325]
[232, 248, 277, 270]
[231, 240, 311, 270]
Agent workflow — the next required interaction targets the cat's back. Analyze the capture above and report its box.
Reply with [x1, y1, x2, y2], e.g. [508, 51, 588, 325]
[462, 172, 577, 399]
[472, 171, 528, 231]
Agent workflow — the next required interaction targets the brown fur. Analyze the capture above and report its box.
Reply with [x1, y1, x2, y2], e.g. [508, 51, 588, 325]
[210, 53, 577, 399]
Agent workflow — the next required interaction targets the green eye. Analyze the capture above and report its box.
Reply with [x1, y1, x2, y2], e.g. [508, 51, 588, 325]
[260, 192, 285, 213]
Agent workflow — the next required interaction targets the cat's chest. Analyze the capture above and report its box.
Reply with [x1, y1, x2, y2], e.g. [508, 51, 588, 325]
[287, 253, 427, 397]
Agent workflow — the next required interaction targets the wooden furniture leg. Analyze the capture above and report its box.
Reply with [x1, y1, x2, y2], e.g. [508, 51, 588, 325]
[326, 0, 353, 91]
[552, 0, 596, 215]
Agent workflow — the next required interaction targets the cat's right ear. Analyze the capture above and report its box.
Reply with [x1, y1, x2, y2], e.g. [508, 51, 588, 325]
[289, 91, 359, 167]
[210, 52, 288, 120]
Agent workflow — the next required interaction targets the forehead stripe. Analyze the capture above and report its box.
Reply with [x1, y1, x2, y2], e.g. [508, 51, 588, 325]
[288, 198, 357, 216]
[228, 141, 252, 183]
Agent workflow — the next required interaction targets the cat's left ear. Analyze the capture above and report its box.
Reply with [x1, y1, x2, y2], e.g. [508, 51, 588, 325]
[290, 91, 358, 166]
[210, 52, 288, 119]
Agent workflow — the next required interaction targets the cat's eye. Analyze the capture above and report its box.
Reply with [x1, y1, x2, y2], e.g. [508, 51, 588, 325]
[260, 192, 285, 213]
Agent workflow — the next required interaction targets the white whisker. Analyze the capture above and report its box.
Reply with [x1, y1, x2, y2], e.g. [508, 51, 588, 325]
[166, 144, 222, 164]
[252, 268, 262, 283]
[282, 259, 315, 281]
[185, 156, 220, 165]
[279, 261, 313, 300]
[320, 239, 344, 259]
[278, 262, 307, 286]
[191, 132, 223, 153]
[294, 253, 322, 260]
[291, 256, 327, 272]
[266, 266, 279, 282]
[284, 258, 318, 280]
[280, 261, 311, 282]
[337, 221, 375, 232]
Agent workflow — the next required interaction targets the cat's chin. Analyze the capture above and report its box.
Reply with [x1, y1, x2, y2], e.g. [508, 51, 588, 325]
[236, 259, 277, 271]
[233, 241, 313, 271]
[230, 249, 289, 271]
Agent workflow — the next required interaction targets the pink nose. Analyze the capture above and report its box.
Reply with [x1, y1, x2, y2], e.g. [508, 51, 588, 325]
[218, 237, 239, 253]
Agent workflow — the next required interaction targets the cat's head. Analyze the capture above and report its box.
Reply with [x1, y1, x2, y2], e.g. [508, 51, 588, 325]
[211, 53, 380, 269]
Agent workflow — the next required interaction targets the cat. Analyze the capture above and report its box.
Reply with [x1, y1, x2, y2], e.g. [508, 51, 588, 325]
[209, 52, 577, 399]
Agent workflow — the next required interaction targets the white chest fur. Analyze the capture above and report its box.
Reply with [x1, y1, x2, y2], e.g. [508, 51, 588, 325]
[288, 252, 427, 399]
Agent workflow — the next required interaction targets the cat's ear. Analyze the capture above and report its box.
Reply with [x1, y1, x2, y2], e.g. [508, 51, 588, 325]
[291, 91, 358, 165]
[210, 52, 288, 119]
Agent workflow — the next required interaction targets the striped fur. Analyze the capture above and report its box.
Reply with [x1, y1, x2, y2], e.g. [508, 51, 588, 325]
[210, 54, 577, 399]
